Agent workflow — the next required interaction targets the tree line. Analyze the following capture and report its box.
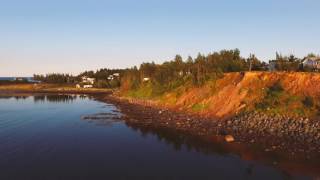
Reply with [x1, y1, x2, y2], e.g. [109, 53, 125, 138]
[33, 74, 79, 84]
[120, 49, 266, 95]
[33, 69, 124, 88]
[33, 49, 318, 92]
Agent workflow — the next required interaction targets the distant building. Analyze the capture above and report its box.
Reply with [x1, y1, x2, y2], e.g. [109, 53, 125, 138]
[83, 85, 93, 88]
[107, 73, 120, 81]
[81, 76, 95, 84]
[143, 77, 150, 82]
[108, 75, 114, 80]
[178, 71, 184, 76]
[76, 84, 81, 88]
[302, 57, 320, 69]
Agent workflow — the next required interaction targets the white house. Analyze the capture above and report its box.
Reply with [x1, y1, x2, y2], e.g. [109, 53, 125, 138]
[107, 75, 114, 80]
[81, 76, 95, 84]
[83, 84, 93, 88]
[302, 57, 320, 69]
[107, 73, 120, 81]
[143, 77, 150, 82]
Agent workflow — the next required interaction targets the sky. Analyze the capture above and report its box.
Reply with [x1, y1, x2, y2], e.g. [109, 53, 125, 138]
[0, 0, 319, 76]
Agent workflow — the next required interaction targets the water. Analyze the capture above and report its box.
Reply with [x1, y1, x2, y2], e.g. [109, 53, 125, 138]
[0, 77, 16, 81]
[0, 77, 37, 82]
[0, 94, 317, 180]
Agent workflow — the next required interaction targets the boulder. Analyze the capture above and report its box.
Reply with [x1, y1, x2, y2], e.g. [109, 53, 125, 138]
[225, 135, 235, 142]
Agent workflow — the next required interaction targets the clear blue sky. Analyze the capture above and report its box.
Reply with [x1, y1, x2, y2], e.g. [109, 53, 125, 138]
[1, 0, 319, 76]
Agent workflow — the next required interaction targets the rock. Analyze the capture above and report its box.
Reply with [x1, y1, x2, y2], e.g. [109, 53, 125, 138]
[225, 135, 235, 142]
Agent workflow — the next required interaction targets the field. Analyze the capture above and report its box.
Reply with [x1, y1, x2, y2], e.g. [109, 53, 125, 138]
[0, 83, 112, 94]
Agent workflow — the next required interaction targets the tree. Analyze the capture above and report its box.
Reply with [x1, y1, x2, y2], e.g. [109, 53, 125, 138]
[247, 54, 264, 71]
[271, 53, 301, 72]
[307, 53, 316, 58]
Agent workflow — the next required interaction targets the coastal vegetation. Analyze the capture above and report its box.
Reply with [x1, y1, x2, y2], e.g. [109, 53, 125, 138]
[4, 49, 320, 118]
[33, 73, 79, 84]
[115, 49, 320, 119]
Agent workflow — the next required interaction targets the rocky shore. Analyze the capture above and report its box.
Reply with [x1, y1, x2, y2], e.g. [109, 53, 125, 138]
[101, 95, 320, 159]
[227, 113, 320, 155]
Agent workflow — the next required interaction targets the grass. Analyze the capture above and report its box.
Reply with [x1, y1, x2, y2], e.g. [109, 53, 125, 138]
[125, 78, 193, 100]
[255, 82, 284, 110]
[254, 81, 319, 117]
[191, 103, 209, 112]
[0, 83, 111, 93]
[126, 83, 154, 99]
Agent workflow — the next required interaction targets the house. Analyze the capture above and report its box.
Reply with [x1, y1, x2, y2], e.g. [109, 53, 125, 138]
[81, 76, 95, 84]
[107, 75, 114, 80]
[178, 71, 184, 76]
[107, 73, 120, 81]
[83, 85, 93, 88]
[76, 84, 93, 88]
[302, 57, 320, 69]
[143, 77, 150, 82]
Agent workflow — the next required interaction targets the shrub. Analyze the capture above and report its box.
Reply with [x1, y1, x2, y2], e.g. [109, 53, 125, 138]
[269, 81, 283, 92]
[302, 96, 314, 108]
[255, 81, 284, 110]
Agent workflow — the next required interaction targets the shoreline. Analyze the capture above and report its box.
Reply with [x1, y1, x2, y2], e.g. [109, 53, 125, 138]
[99, 95, 320, 160]
[1, 91, 320, 177]
[1, 88, 320, 159]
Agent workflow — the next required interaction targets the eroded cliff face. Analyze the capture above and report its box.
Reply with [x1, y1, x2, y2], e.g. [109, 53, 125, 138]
[162, 72, 320, 118]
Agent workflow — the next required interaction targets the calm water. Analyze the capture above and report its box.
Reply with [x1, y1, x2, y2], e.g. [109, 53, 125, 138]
[0, 94, 317, 180]
[0, 77, 33, 81]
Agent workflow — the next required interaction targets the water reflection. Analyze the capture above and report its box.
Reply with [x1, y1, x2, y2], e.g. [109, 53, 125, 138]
[81, 115, 320, 179]
[127, 122, 226, 154]
[81, 112, 123, 127]
[0, 94, 92, 103]
[0, 95, 28, 100]
[125, 123, 320, 179]
[35, 95, 76, 103]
